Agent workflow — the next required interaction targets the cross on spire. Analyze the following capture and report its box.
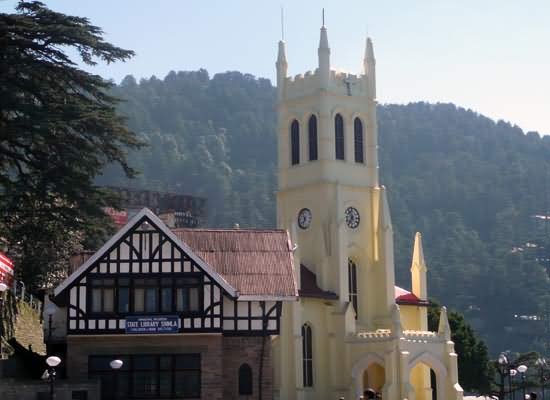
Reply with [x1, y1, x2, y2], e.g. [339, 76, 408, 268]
[343, 76, 356, 96]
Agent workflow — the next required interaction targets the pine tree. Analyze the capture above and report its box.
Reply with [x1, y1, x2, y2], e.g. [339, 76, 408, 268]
[0, 1, 143, 288]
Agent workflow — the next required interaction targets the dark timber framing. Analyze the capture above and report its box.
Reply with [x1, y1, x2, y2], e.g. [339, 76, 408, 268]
[56, 212, 282, 336]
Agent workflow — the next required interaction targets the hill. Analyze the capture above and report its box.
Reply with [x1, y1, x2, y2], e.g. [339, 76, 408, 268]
[100, 70, 550, 354]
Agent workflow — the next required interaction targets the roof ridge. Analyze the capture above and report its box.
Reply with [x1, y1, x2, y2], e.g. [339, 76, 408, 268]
[172, 228, 287, 233]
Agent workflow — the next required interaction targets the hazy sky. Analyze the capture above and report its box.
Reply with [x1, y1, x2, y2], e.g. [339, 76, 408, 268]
[2, 0, 549, 134]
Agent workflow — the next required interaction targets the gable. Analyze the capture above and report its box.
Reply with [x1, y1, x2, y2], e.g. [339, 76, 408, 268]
[54, 208, 237, 300]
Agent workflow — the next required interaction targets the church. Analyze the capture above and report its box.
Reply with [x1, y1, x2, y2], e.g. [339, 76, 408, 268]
[272, 22, 464, 400]
[43, 19, 464, 400]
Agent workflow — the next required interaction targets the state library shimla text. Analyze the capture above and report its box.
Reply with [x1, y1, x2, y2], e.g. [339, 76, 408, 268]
[46, 22, 463, 400]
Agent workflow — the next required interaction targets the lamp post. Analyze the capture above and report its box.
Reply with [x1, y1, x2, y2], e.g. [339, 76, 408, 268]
[110, 359, 123, 399]
[44, 302, 58, 346]
[510, 369, 518, 400]
[0, 282, 7, 359]
[536, 358, 548, 400]
[498, 353, 512, 400]
[518, 364, 529, 400]
[46, 355, 62, 400]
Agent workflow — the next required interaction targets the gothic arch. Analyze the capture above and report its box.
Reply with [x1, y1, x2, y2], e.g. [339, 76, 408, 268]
[408, 352, 447, 379]
[290, 119, 300, 165]
[408, 351, 447, 400]
[307, 114, 318, 161]
[351, 353, 385, 379]
[351, 353, 386, 398]
[301, 322, 314, 387]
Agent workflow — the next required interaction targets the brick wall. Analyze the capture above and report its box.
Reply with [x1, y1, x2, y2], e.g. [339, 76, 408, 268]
[0, 378, 100, 400]
[66, 334, 224, 400]
[222, 336, 273, 400]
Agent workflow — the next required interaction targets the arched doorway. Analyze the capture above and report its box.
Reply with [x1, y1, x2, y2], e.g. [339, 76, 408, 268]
[351, 354, 386, 399]
[362, 363, 385, 397]
[408, 353, 447, 400]
[410, 362, 435, 400]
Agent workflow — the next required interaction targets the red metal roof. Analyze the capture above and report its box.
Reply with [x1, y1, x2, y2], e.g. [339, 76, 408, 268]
[395, 286, 429, 306]
[173, 228, 298, 298]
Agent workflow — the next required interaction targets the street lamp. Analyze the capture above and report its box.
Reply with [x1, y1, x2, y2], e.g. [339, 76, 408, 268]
[110, 359, 124, 399]
[46, 355, 62, 400]
[518, 364, 529, 400]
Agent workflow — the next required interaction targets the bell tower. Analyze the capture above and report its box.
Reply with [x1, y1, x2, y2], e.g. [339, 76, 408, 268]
[275, 23, 395, 328]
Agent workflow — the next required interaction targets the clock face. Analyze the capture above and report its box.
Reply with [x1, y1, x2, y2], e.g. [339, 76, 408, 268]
[298, 208, 312, 229]
[345, 207, 360, 229]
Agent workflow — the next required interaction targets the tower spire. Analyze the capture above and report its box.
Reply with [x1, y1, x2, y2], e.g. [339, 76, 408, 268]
[363, 36, 376, 99]
[410, 232, 428, 300]
[318, 9, 330, 88]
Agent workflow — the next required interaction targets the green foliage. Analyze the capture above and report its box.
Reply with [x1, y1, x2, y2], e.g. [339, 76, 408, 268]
[103, 70, 550, 354]
[429, 302, 492, 393]
[0, 2, 143, 288]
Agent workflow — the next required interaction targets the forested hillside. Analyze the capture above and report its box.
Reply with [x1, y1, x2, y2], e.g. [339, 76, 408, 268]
[100, 70, 550, 354]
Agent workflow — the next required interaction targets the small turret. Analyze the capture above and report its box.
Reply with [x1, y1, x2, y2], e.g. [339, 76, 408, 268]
[363, 37, 376, 99]
[318, 22, 330, 89]
[410, 232, 428, 300]
[276, 40, 288, 100]
[438, 306, 452, 341]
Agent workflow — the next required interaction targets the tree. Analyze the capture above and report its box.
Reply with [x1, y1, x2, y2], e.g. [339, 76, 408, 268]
[0, 1, 143, 288]
[428, 302, 493, 394]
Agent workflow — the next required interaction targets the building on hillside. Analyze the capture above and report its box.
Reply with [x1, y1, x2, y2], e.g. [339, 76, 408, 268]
[103, 187, 207, 228]
[45, 208, 297, 400]
[272, 23, 463, 400]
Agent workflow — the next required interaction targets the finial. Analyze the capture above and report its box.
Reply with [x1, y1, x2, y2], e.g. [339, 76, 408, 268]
[280, 6, 285, 41]
[322, 8, 325, 27]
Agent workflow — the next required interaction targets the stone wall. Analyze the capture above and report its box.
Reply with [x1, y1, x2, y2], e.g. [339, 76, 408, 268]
[63, 334, 274, 400]
[0, 378, 100, 400]
[222, 336, 273, 400]
[66, 334, 224, 400]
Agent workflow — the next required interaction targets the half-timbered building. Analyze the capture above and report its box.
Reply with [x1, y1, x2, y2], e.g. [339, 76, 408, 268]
[46, 208, 297, 400]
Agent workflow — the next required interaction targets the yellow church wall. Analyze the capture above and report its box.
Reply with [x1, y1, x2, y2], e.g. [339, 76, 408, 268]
[400, 304, 427, 331]
[273, 27, 463, 400]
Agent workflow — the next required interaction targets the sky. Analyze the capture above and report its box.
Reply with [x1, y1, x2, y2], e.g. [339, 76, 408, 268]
[2, 0, 549, 135]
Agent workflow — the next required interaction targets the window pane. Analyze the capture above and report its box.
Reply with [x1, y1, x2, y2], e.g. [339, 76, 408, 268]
[133, 371, 158, 397]
[159, 371, 172, 397]
[145, 288, 158, 312]
[134, 355, 155, 370]
[103, 278, 115, 286]
[291, 120, 300, 165]
[159, 355, 172, 370]
[91, 288, 102, 313]
[161, 287, 172, 313]
[89, 356, 111, 371]
[189, 288, 200, 312]
[117, 371, 130, 398]
[103, 288, 114, 312]
[119, 278, 130, 286]
[134, 288, 145, 313]
[175, 354, 200, 369]
[174, 371, 200, 398]
[176, 288, 187, 312]
[118, 287, 129, 313]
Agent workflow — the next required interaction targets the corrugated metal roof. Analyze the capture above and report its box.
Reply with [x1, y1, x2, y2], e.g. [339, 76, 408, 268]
[173, 229, 298, 298]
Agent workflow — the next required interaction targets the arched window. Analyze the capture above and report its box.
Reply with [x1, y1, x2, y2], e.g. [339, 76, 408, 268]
[354, 118, 364, 163]
[238, 363, 253, 395]
[348, 259, 358, 318]
[301, 324, 313, 387]
[308, 115, 318, 161]
[291, 120, 300, 165]
[335, 114, 345, 160]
